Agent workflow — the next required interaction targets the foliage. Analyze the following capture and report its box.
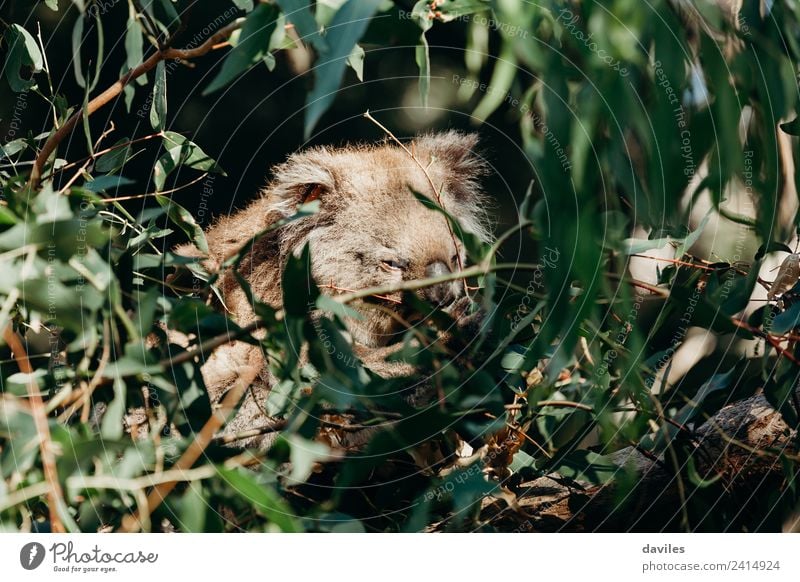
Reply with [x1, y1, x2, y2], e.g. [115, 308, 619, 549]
[0, 0, 799, 532]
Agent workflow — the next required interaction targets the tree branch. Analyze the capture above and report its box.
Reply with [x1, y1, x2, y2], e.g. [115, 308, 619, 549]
[2, 325, 66, 532]
[28, 17, 245, 189]
[480, 389, 800, 532]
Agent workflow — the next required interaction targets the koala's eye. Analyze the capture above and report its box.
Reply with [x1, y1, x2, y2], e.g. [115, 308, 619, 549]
[451, 254, 460, 266]
[380, 259, 408, 272]
[301, 183, 325, 204]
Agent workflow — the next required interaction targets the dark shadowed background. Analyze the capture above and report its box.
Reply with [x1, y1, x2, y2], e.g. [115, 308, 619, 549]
[1, 1, 532, 257]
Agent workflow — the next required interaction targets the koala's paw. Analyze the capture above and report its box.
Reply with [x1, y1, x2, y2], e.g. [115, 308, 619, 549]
[446, 296, 487, 340]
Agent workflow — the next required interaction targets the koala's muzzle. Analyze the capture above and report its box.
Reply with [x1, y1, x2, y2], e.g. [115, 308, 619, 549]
[423, 260, 458, 306]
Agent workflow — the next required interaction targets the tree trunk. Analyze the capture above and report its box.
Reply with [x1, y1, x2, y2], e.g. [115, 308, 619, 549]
[480, 391, 800, 532]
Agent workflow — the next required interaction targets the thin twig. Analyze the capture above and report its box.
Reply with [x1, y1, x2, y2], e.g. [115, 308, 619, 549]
[320, 282, 402, 304]
[57, 122, 118, 194]
[161, 320, 265, 368]
[118, 365, 262, 532]
[630, 254, 715, 271]
[81, 317, 111, 423]
[99, 172, 209, 203]
[334, 262, 542, 304]
[212, 420, 288, 445]
[45, 132, 163, 178]
[28, 18, 245, 189]
[536, 400, 594, 412]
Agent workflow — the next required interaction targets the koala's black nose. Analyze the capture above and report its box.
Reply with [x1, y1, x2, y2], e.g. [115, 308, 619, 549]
[423, 260, 456, 306]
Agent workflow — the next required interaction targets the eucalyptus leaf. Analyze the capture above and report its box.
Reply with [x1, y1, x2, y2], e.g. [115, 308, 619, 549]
[4, 25, 44, 92]
[156, 195, 209, 253]
[276, 0, 327, 54]
[149, 60, 167, 130]
[203, 5, 280, 95]
[304, 0, 384, 137]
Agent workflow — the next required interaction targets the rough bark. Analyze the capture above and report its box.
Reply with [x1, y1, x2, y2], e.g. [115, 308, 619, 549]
[480, 391, 800, 532]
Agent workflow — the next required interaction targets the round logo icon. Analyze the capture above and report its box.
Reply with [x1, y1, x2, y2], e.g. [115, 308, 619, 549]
[19, 542, 46, 570]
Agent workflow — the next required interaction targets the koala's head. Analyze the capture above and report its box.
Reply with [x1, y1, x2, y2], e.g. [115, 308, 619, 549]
[264, 131, 492, 347]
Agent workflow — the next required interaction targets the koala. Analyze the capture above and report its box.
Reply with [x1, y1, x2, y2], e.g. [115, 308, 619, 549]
[179, 132, 492, 447]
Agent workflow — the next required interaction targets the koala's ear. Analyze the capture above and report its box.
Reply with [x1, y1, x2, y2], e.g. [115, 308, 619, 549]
[411, 131, 487, 198]
[264, 148, 336, 217]
[412, 131, 493, 243]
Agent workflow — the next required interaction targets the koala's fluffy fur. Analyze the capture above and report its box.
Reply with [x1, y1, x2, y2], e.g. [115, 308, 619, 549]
[185, 132, 492, 447]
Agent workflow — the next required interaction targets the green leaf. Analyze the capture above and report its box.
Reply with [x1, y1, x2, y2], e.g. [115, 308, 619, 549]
[203, 5, 280, 95]
[772, 302, 800, 334]
[346, 43, 365, 82]
[304, 0, 383, 137]
[472, 41, 516, 123]
[621, 211, 711, 256]
[156, 195, 209, 254]
[4, 24, 44, 92]
[431, 0, 489, 21]
[44, 0, 59, 9]
[231, 0, 254, 10]
[754, 241, 793, 261]
[684, 369, 736, 422]
[276, 0, 328, 54]
[284, 434, 332, 485]
[0, 138, 29, 160]
[101, 378, 126, 440]
[216, 467, 302, 532]
[0, 206, 18, 225]
[282, 243, 318, 317]
[149, 60, 167, 130]
[125, 13, 147, 86]
[157, 0, 180, 24]
[411, 1, 433, 107]
[154, 132, 225, 191]
[95, 138, 133, 173]
[553, 450, 619, 485]
[83, 175, 135, 192]
[411, 190, 485, 260]
[415, 36, 430, 107]
[316, 293, 362, 320]
[71, 12, 104, 91]
[781, 117, 800, 136]
[686, 455, 722, 488]
[32, 184, 72, 222]
[176, 484, 207, 533]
